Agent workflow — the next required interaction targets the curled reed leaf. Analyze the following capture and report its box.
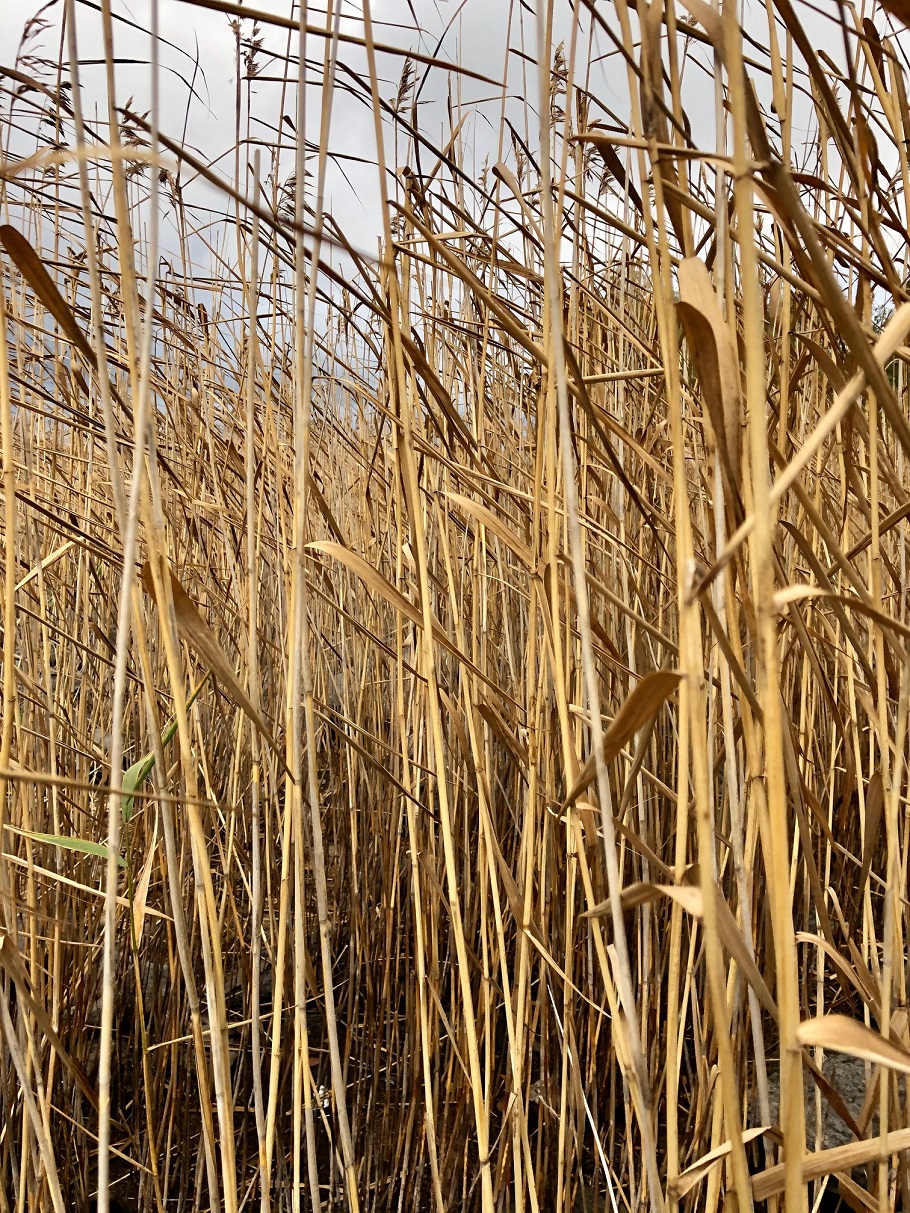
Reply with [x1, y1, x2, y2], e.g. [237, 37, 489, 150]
[140, 561, 285, 767]
[562, 671, 682, 807]
[797, 1014, 910, 1076]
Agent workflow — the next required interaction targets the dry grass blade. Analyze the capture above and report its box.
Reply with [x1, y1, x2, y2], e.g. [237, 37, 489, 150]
[675, 1127, 770, 1198]
[0, 224, 98, 375]
[0, 931, 99, 1110]
[676, 257, 742, 496]
[562, 671, 682, 807]
[797, 1015, 910, 1075]
[752, 1129, 910, 1201]
[140, 560, 283, 765]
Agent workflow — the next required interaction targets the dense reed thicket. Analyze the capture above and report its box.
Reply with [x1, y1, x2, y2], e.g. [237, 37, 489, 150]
[2, 1, 910, 1211]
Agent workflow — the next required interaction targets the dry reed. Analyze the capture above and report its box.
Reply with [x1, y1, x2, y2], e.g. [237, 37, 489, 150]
[1, 1, 910, 1211]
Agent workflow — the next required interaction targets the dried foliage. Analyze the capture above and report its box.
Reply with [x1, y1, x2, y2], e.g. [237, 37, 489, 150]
[2, 2, 910, 1212]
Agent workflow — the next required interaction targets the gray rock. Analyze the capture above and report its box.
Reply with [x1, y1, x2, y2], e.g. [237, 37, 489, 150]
[765, 1051, 872, 1150]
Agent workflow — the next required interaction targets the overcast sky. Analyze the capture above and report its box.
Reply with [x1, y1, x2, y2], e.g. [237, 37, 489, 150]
[2, 1, 539, 258]
[2, 0, 907, 285]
